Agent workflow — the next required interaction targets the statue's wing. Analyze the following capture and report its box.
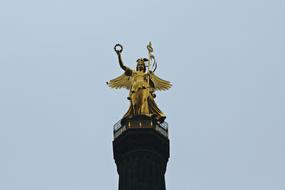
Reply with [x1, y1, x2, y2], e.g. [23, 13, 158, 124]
[149, 72, 172, 91]
[107, 73, 132, 89]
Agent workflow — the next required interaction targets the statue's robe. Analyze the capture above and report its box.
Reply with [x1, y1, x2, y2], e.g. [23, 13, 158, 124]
[107, 67, 171, 122]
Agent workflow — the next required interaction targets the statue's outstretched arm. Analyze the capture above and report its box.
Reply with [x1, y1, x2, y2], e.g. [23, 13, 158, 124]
[117, 52, 127, 71]
[114, 44, 127, 71]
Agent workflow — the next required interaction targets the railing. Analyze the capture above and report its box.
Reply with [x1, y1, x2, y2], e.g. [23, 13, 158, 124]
[113, 116, 169, 139]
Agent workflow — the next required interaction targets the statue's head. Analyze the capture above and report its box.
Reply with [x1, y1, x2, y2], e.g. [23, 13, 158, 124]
[136, 58, 148, 72]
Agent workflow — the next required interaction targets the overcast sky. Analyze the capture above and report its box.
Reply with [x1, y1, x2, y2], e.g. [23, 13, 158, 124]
[0, 0, 284, 190]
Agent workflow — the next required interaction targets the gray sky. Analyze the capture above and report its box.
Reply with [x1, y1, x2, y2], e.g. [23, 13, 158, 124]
[0, 0, 284, 189]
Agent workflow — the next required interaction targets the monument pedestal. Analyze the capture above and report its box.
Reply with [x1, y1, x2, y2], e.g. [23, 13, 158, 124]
[113, 116, 170, 190]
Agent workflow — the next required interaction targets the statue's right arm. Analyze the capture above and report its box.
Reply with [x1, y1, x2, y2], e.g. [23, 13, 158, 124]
[117, 53, 127, 71]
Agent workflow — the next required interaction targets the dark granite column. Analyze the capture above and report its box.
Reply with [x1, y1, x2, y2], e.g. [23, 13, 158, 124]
[113, 117, 170, 190]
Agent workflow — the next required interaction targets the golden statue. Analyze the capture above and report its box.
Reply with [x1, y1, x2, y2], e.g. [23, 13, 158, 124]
[107, 42, 172, 122]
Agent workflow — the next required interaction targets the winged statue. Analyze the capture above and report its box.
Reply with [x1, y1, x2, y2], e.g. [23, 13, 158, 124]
[107, 43, 172, 122]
